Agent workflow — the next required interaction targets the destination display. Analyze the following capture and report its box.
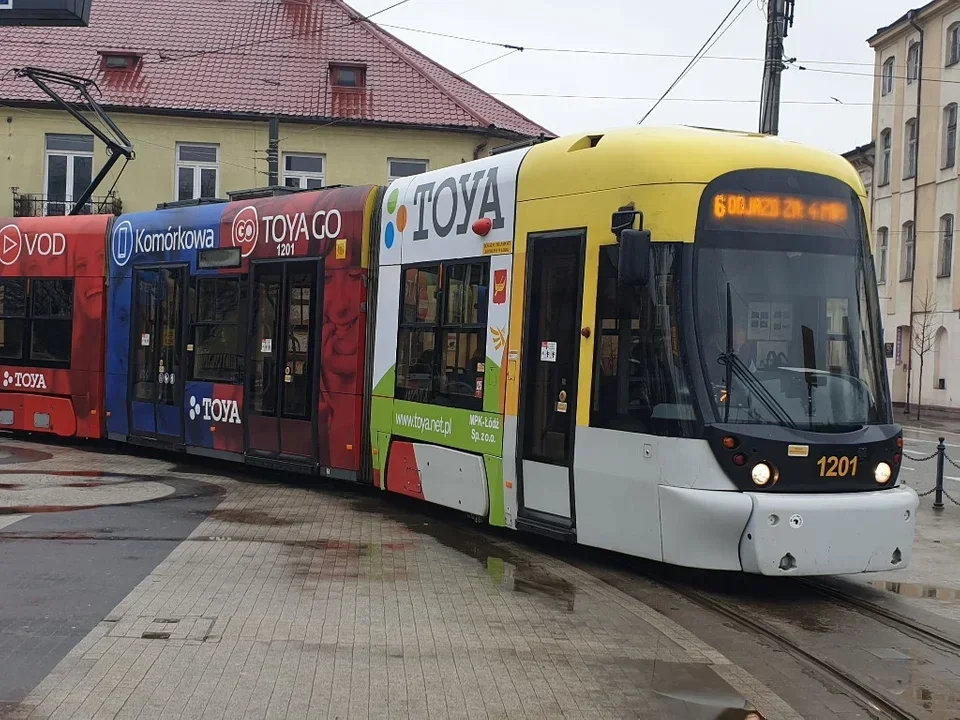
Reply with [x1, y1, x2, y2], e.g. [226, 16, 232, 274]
[705, 190, 858, 238]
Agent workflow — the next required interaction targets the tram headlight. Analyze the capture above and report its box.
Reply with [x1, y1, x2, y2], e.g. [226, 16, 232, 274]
[751, 462, 773, 487]
[874, 462, 892, 485]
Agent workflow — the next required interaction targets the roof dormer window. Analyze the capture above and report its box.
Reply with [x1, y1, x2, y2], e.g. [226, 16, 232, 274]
[331, 64, 365, 88]
[98, 51, 142, 71]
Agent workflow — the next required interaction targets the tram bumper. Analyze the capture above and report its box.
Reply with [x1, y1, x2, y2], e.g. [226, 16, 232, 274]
[738, 486, 919, 576]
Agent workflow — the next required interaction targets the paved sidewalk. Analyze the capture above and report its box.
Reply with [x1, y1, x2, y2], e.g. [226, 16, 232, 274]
[0, 440, 794, 720]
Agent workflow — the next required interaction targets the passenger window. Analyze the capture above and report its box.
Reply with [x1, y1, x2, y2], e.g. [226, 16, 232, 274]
[189, 276, 246, 384]
[590, 244, 696, 436]
[0, 279, 26, 362]
[29, 278, 73, 365]
[396, 260, 489, 410]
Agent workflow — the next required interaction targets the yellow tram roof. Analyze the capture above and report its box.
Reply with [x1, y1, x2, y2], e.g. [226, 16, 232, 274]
[516, 125, 866, 204]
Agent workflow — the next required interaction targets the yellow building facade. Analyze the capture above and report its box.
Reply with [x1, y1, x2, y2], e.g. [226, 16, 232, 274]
[2, 108, 518, 218]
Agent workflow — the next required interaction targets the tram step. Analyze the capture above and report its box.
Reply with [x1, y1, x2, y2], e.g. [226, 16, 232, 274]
[516, 516, 577, 543]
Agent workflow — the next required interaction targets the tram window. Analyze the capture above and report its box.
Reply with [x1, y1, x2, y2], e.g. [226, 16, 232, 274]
[0, 279, 26, 362]
[29, 279, 73, 365]
[590, 245, 695, 437]
[396, 260, 489, 410]
[190, 277, 246, 384]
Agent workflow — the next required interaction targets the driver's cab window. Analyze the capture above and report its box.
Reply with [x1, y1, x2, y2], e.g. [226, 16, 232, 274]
[395, 259, 489, 411]
[590, 243, 695, 437]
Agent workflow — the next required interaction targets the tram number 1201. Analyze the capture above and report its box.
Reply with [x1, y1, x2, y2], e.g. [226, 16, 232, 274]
[817, 455, 858, 478]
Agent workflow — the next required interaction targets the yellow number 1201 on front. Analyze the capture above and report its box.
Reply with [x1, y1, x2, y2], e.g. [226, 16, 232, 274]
[817, 455, 859, 477]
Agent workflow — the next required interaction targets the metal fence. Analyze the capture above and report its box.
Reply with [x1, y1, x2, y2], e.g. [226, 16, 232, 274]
[11, 191, 123, 217]
[903, 437, 960, 509]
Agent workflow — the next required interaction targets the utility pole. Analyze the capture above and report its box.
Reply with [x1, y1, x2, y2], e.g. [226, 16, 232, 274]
[759, 0, 795, 135]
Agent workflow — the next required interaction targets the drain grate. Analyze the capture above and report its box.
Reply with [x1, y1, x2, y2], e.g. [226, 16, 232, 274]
[106, 615, 217, 642]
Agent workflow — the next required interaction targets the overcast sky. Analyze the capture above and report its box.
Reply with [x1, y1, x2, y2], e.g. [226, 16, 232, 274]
[351, 0, 915, 154]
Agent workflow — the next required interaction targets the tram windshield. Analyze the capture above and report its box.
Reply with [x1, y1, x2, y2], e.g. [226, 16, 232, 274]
[694, 173, 888, 431]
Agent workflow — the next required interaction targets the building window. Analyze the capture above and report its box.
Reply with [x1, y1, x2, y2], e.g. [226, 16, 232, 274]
[904, 118, 918, 179]
[907, 42, 920, 83]
[877, 227, 888, 283]
[948, 23, 960, 66]
[945, 104, 958, 169]
[175, 143, 219, 201]
[882, 56, 895, 96]
[189, 276, 246, 384]
[331, 64, 365, 88]
[388, 158, 428, 182]
[395, 260, 489, 411]
[44, 134, 94, 216]
[879, 128, 892, 185]
[282, 153, 325, 190]
[939, 214, 954, 278]
[901, 221, 916, 281]
[99, 52, 140, 71]
[0, 278, 73, 367]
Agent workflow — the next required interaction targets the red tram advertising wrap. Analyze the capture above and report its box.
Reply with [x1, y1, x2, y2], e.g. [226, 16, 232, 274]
[0, 215, 111, 438]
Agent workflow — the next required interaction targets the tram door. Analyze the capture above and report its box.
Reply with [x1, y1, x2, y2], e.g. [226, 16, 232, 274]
[129, 266, 187, 443]
[518, 232, 584, 529]
[245, 260, 322, 467]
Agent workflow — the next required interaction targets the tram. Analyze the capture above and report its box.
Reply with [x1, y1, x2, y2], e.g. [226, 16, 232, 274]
[0, 215, 109, 438]
[0, 125, 918, 576]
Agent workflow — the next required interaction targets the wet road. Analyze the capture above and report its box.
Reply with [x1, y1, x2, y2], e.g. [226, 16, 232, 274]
[0, 434, 958, 719]
[0, 448, 220, 711]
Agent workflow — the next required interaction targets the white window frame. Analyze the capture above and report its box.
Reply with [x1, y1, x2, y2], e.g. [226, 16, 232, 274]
[882, 57, 895, 96]
[948, 23, 960, 66]
[904, 119, 918, 179]
[175, 142, 220, 201]
[388, 158, 429, 182]
[43, 134, 94, 216]
[281, 152, 326, 190]
[879, 128, 892, 185]
[907, 42, 920, 84]
[877, 227, 888, 284]
[939, 214, 954, 278]
[901, 221, 916, 281]
[944, 104, 958, 169]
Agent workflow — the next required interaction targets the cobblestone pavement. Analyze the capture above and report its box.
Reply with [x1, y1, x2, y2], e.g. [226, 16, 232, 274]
[0, 438, 797, 720]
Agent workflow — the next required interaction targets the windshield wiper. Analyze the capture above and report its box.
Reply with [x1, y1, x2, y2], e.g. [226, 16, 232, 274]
[719, 283, 798, 429]
[718, 351, 798, 429]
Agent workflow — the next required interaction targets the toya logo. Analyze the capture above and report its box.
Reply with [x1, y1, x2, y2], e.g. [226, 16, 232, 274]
[2, 370, 47, 390]
[0, 224, 66, 267]
[188, 395, 241, 425]
[493, 269, 507, 304]
[232, 205, 343, 258]
[382, 189, 408, 250]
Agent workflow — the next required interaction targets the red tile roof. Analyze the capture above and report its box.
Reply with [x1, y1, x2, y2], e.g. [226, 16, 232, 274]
[0, 0, 552, 139]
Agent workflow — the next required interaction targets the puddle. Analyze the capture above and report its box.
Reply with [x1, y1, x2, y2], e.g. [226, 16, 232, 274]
[0, 483, 23, 489]
[62, 482, 104, 488]
[208, 508, 298, 526]
[650, 661, 764, 718]
[869, 580, 959, 601]
[0, 445, 54, 464]
[352, 496, 577, 610]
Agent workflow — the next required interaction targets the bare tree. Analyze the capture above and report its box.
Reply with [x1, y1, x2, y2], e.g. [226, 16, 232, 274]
[911, 284, 939, 422]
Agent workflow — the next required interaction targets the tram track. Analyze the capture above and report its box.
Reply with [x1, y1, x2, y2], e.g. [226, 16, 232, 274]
[798, 578, 960, 657]
[563, 551, 923, 720]
[652, 576, 920, 720]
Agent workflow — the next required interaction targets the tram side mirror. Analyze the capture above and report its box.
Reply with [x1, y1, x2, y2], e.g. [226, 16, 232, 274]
[618, 229, 651, 287]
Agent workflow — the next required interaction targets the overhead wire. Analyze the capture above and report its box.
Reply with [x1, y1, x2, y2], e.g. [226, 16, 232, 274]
[639, 0, 750, 125]
[459, 48, 521, 75]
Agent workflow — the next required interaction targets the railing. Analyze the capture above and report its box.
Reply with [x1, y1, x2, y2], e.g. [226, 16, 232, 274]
[904, 437, 960, 509]
[11, 189, 123, 217]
